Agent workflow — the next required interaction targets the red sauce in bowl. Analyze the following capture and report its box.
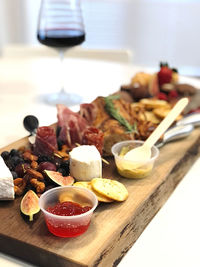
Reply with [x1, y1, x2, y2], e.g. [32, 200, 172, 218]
[46, 201, 92, 237]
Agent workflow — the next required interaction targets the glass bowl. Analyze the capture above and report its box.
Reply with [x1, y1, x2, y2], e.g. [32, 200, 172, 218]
[111, 140, 159, 179]
[39, 186, 98, 237]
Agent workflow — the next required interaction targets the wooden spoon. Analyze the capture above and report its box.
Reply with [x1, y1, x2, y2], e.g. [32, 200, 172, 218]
[124, 97, 189, 162]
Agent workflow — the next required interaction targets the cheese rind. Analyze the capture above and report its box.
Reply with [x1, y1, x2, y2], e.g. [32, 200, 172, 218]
[0, 156, 15, 200]
[69, 145, 102, 181]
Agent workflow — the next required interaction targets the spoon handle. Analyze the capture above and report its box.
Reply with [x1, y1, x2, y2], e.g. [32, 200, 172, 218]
[144, 97, 189, 148]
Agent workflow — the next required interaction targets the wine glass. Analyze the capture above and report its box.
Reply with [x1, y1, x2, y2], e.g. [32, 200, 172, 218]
[37, 0, 85, 106]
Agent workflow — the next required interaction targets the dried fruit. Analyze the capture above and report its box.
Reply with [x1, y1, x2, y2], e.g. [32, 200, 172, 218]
[23, 151, 38, 162]
[14, 178, 27, 196]
[31, 161, 38, 169]
[44, 170, 74, 186]
[15, 163, 30, 177]
[30, 179, 45, 194]
[26, 169, 44, 180]
[20, 190, 40, 221]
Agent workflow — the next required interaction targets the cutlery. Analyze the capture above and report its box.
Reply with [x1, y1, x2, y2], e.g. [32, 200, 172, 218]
[156, 124, 194, 148]
[176, 112, 200, 127]
[23, 115, 39, 144]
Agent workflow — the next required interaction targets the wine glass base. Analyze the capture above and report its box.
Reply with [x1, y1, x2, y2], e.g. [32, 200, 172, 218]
[41, 91, 82, 106]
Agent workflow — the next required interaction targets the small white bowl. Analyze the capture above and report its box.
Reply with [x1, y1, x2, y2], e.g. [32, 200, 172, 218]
[111, 140, 159, 179]
[39, 186, 98, 237]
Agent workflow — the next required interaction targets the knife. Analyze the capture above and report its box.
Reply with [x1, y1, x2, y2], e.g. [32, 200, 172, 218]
[156, 124, 194, 148]
[176, 113, 200, 127]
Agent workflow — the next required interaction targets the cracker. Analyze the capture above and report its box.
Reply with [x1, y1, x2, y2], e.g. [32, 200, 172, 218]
[73, 181, 92, 190]
[144, 111, 161, 124]
[73, 181, 113, 203]
[153, 108, 182, 120]
[140, 99, 171, 110]
[91, 178, 128, 202]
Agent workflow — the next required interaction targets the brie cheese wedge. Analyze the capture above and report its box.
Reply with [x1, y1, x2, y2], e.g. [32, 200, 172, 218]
[69, 145, 102, 181]
[0, 156, 15, 200]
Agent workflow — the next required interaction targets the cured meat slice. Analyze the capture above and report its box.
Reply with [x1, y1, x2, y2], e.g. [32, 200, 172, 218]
[57, 104, 88, 147]
[82, 127, 104, 155]
[33, 126, 58, 156]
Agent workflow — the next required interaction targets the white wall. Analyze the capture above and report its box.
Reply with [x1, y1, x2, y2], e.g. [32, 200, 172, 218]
[0, 0, 199, 75]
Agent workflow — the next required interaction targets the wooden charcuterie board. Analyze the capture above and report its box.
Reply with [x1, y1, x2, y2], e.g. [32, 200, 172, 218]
[0, 128, 200, 267]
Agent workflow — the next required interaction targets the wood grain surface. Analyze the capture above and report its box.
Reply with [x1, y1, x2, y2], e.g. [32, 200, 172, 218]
[0, 129, 200, 267]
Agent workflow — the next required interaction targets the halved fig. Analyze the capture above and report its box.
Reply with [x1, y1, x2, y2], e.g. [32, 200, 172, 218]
[44, 170, 74, 186]
[20, 190, 40, 221]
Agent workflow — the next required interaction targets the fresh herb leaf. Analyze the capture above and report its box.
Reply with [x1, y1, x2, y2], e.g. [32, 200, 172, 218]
[104, 95, 138, 133]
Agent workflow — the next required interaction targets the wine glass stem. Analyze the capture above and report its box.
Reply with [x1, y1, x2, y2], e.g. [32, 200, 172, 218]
[59, 48, 66, 94]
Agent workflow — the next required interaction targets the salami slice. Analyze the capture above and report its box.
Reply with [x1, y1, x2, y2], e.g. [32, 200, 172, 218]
[82, 127, 104, 155]
[33, 126, 58, 156]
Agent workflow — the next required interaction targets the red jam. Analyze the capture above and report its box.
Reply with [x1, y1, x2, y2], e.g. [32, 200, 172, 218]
[46, 201, 92, 237]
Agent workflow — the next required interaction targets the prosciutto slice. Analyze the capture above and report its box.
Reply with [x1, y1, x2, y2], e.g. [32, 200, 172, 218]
[33, 126, 58, 156]
[57, 104, 88, 147]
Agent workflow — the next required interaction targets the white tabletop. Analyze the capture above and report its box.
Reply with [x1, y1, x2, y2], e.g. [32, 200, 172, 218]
[0, 56, 200, 267]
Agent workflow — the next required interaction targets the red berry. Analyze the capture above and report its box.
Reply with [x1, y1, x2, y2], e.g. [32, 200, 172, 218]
[157, 92, 168, 101]
[168, 90, 179, 99]
[157, 66, 172, 86]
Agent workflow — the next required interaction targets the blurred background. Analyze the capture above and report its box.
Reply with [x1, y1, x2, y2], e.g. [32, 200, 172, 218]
[0, 0, 199, 76]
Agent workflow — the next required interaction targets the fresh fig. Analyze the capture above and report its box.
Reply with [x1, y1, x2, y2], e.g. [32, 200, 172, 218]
[20, 190, 40, 221]
[44, 170, 74, 186]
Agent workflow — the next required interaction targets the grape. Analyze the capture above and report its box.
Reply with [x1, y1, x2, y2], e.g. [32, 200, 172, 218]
[57, 167, 68, 176]
[15, 163, 30, 177]
[1, 151, 10, 160]
[10, 156, 24, 169]
[60, 160, 70, 174]
[37, 155, 53, 163]
[38, 162, 57, 173]
[9, 149, 20, 157]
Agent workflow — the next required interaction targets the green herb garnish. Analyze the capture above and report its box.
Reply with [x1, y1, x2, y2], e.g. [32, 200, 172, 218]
[104, 95, 138, 133]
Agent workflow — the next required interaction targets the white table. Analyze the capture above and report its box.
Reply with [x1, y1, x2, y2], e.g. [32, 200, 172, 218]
[0, 57, 200, 267]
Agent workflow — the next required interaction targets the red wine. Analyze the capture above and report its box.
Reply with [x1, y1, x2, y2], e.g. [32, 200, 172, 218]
[37, 29, 85, 48]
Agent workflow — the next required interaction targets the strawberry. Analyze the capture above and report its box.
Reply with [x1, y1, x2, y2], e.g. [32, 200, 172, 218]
[157, 92, 168, 101]
[157, 62, 173, 87]
[168, 90, 179, 99]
